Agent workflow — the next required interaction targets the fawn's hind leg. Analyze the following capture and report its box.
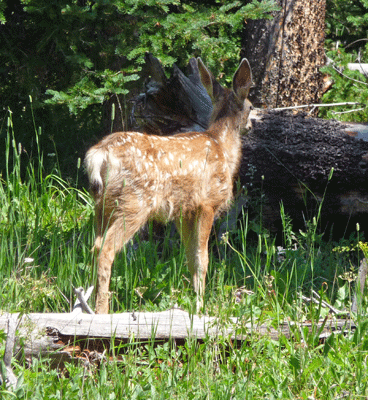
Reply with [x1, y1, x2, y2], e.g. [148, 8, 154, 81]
[176, 204, 214, 310]
[94, 211, 149, 314]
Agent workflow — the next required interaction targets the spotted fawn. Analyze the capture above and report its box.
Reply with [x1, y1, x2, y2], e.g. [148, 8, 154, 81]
[85, 58, 253, 313]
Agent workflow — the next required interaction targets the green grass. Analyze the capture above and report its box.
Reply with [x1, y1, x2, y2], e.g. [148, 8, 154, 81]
[1, 112, 368, 398]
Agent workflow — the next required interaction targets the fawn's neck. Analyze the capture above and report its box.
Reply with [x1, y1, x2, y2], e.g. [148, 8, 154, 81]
[208, 116, 243, 176]
[206, 88, 249, 176]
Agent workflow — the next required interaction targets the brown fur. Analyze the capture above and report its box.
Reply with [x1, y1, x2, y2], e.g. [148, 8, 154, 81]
[85, 58, 253, 313]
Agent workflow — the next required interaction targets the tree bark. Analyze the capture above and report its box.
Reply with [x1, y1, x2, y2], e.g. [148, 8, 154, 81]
[241, 0, 327, 109]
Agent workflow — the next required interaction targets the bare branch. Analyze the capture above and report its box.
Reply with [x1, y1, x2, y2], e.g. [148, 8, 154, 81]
[73, 286, 95, 315]
[352, 258, 368, 314]
[300, 291, 349, 316]
[274, 102, 366, 111]
[331, 64, 368, 86]
[0, 317, 18, 390]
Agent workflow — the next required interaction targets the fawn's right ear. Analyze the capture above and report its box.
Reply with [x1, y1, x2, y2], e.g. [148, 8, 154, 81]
[232, 58, 253, 101]
[197, 58, 223, 101]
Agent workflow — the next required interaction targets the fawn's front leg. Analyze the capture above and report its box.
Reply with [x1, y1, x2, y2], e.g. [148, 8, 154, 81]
[177, 204, 214, 310]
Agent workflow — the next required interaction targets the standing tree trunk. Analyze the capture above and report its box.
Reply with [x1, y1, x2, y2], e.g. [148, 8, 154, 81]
[241, 0, 327, 109]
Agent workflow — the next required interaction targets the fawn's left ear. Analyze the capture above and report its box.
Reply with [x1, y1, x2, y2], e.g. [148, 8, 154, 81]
[197, 57, 224, 101]
[232, 58, 253, 101]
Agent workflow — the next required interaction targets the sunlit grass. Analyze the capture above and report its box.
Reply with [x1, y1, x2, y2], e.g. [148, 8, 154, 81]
[0, 111, 95, 312]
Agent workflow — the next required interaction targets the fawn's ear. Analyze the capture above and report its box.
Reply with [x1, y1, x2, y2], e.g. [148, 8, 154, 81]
[197, 58, 212, 97]
[197, 58, 223, 101]
[232, 58, 252, 101]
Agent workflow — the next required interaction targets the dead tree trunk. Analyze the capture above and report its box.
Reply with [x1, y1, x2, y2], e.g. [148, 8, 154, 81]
[241, 0, 327, 109]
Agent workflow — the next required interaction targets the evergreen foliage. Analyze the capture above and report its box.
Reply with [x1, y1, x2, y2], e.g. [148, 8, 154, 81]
[321, 0, 368, 122]
[0, 0, 277, 178]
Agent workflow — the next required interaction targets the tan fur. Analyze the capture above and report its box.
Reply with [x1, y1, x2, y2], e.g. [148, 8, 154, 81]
[85, 58, 253, 313]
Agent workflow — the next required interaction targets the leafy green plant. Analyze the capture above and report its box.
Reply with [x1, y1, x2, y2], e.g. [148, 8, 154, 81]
[320, 43, 368, 122]
[326, 0, 368, 44]
[321, 0, 368, 121]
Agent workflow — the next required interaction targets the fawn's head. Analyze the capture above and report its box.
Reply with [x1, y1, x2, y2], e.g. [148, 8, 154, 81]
[197, 58, 253, 134]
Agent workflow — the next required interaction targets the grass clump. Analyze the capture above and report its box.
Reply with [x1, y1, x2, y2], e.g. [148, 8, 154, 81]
[0, 110, 95, 313]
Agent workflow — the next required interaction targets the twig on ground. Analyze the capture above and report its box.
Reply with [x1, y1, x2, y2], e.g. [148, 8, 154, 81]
[0, 317, 18, 390]
[331, 108, 366, 115]
[352, 258, 368, 314]
[73, 286, 95, 315]
[300, 290, 349, 316]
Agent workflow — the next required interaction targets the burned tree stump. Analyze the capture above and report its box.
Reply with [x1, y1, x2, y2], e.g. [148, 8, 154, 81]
[241, 0, 327, 109]
[130, 52, 212, 135]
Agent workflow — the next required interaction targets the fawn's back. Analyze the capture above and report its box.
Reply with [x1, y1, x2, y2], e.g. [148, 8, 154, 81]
[87, 132, 238, 225]
[85, 57, 253, 313]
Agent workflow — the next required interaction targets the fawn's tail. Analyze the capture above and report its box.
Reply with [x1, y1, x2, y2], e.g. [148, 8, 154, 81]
[85, 147, 106, 198]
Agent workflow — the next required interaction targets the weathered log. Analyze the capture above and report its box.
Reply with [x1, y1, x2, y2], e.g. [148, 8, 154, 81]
[0, 310, 356, 365]
[347, 63, 368, 75]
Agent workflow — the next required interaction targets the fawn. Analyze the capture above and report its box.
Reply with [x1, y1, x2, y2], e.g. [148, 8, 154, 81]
[85, 58, 253, 313]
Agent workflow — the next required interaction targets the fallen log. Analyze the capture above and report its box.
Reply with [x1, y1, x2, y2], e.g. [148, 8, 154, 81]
[0, 309, 356, 365]
[0, 285, 360, 368]
[242, 110, 368, 237]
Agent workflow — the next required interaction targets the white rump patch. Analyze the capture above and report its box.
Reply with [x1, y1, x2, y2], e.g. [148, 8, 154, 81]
[85, 148, 106, 189]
